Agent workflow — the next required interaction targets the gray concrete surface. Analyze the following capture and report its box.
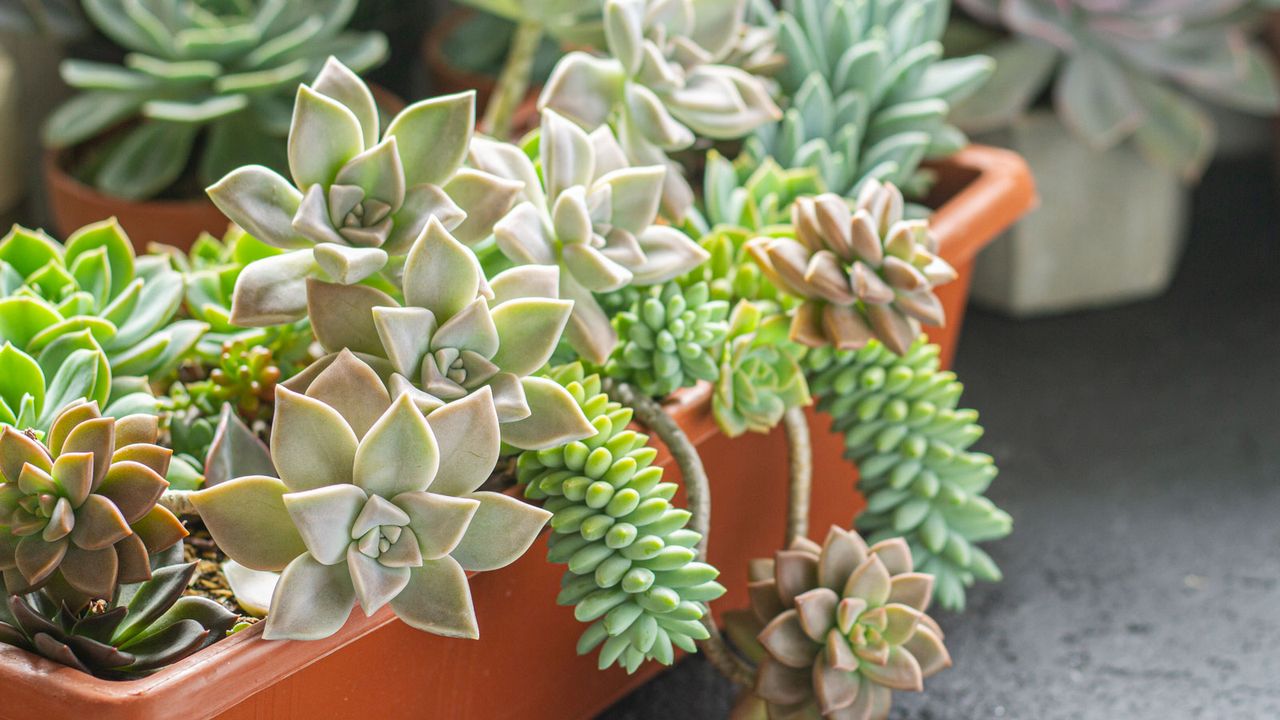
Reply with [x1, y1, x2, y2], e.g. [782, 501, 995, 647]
[599, 156, 1280, 719]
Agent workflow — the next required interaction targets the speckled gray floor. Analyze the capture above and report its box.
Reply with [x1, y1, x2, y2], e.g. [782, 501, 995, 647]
[598, 155, 1280, 720]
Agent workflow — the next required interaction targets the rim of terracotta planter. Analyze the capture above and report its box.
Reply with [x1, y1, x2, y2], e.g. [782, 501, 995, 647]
[0, 144, 1036, 720]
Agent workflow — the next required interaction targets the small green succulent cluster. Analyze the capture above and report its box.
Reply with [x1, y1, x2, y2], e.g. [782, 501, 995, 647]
[806, 340, 1011, 611]
[713, 301, 810, 438]
[604, 282, 729, 398]
[517, 364, 725, 672]
[694, 151, 823, 235]
[0, 546, 238, 679]
[0, 221, 207, 384]
[43, 0, 389, 200]
[743, 0, 993, 199]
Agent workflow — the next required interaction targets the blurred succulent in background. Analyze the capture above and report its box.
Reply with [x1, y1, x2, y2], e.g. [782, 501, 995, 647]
[42, 0, 388, 200]
[950, 0, 1280, 179]
[290, 219, 594, 451]
[695, 151, 823, 235]
[0, 0, 87, 38]
[517, 364, 725, 672]
[747, 181, 957, 356]
[154, 226, 314, 370]
[456, 0, 606, 46]
[473, 110, 709, 364]
[726, 526, 950, 719]
[713, 300, 809, 437]
[540, 0, 782, 219]
[605, 281, 729, 397]
[742, 0, 993, 201]
[192, 352, 552, 640]
[208, 58, 521, 326]
[0, 544, 237, 679]
[0, 401, 187, 608]
[0, 221, 208, 382]
[806, 340, 1011, 610]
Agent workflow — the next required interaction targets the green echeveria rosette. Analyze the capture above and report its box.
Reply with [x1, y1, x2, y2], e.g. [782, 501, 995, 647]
[191, 350, 553, 641]
[713, 300, 811, 438]
[0, 221, 208, 386]
[743, 0, 993, 200]
[805, 340, 1011, 611]
[726, 526, 951, 720]
[43, 0, 389, 200]
[517, 364, 726, 673]
[0, 545, 237, 679]
[604, 282, 729, 398]
[0, 401, 188, 609]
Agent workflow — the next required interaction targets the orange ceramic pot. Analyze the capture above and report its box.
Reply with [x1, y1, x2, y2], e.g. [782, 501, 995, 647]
[0, 145, 1035, 720]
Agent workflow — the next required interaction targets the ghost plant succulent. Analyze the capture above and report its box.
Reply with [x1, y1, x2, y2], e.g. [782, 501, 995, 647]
[728, 526, 950, 719]
[0, 401, 187, 607]
[191, 352, 553, 640]
[713, 300, 810, 438]
[473, 110, 710, 365]
[747, 181, 957, 356]
[0, 221, 207, 381]
[0, 549, 238, 678]
[207, 58, 521, 326]
[743, 0, 993, 199]
[540, 0, 782, 219]
[289, 219, 594, 451]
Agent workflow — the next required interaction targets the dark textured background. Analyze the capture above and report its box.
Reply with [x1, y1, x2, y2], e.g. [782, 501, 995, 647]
[598, 154, 1280, 719]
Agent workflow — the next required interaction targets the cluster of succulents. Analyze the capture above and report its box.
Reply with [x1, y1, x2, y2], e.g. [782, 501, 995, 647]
[747, 180, 957, 356]
[43, 0, 389, 200]
[0, 401, 187, 606]
[0, 545, 237, 678]
[742, 0, 993, 200]
[952, 0, 1280, 178]
[713, 300, 811, 438]
[517, 364, 725, 671]
[806, 340, 1011, 611]
[605, 282, 729, 398]
[540, 0, 782, 219]
[192, 352, 553, 639]
[727, 526, 950, 719]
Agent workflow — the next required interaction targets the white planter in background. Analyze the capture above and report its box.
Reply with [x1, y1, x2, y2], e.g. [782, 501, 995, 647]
[971, 111, 1189, 317]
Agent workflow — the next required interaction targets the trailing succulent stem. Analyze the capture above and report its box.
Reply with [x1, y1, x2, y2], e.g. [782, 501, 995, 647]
[806, 340, 1011, 611]
[604, 282, 729, 398]
[516, 365, 726, 673]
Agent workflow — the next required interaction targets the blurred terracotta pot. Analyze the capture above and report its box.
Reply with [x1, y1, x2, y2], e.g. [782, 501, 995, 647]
[0, 145, 1035, 720]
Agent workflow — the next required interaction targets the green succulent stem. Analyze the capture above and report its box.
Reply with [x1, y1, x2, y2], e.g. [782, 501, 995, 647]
[782, 406, 812, 546]
[482, 19, 544, 140]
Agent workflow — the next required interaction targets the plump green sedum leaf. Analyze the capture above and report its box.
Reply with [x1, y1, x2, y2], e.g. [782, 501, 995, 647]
[0, 221, 207, 383]
[0, 401, 188, 610]
[516, 363, 726, 673]
[208, 58, 523, 327]
[725, 526, 951, 718]
[42, 0, 389, 200]
[805, 340, 1012, 611]
[746, 181, 957, 356]
[712, 300, 810, 437]
[951, 0, 1280, 179]
[604, 281, 729, 397]
[475, 110, 710, 365]
[540, 0, 781, 219]
[191, 351, 552, 641]
[0, 546, 238, 679]
[743, 0, 992, 199]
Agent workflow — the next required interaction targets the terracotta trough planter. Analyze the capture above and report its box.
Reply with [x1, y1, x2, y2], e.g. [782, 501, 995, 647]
[0, 144, 1035, 720]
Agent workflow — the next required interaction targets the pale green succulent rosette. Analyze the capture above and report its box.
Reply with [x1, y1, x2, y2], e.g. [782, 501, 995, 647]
[743, 0, 993, 200]
[289, 217, 594, 452]
[953, 0, 1280, 179]
[0, 221, 207, 386]
[712, 300, 810, 438]
[191, 351, 553, 641]
[43, 0, 388, 200]
[473, 110, 709, 366]
[207, 58, 523, 326]
[539, 0, 782, 220]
